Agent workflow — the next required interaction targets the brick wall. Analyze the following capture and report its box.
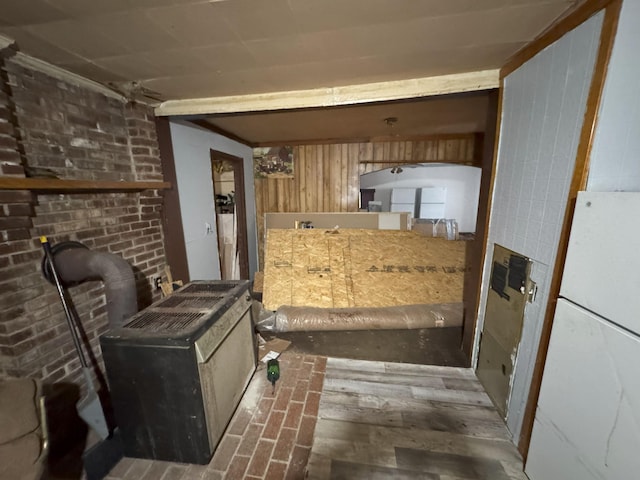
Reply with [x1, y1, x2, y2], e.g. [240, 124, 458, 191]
[0, 56, 167, 384]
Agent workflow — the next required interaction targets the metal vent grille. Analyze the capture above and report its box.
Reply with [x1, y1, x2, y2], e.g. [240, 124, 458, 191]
[181, 283, 237, 294]
[158, 295, 224, 309]
[125, 312, 205, 332]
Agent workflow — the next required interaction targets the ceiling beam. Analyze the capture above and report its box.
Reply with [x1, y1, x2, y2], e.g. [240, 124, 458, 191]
[189, 119, 253, 147]
[155, 70, 499, 117]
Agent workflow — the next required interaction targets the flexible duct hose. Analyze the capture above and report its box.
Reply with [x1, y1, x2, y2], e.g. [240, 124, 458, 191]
[42, 242, 138, 328]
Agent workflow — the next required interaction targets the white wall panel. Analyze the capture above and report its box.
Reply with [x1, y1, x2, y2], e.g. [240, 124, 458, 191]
[588, 0, 640, 192]
[475, 11, 603, 441]
[169, 121, 258, 280]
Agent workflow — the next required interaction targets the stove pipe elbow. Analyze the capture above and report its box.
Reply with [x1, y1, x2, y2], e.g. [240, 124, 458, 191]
[43, 242, 138, 328]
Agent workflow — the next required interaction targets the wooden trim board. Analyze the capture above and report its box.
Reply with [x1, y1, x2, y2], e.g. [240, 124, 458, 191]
[264, 212, 410, 231]
[155, 70, 499, 116]
[501, 0, 617, 78]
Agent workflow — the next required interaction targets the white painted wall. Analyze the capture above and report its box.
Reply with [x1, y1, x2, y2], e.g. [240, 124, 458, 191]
[474, 12, 604, 442]
[359, 164, 481, 232]
[587, 0, 640, 193]
[169, 120, 258, 280]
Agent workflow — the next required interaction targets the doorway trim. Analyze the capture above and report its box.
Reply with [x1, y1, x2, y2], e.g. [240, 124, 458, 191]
[210, 149, 250, 280]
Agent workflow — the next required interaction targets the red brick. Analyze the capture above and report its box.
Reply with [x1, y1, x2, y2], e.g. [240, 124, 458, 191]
[0, 190, 32, 203]
[237, 423, 263, 456]
[265, 461, 288, 480]
[285, 446, 310, 480]
[228, 406, 256, 436]
[0, 216, 32, 229]
[263, 410, 285, 440]
[309, 372, 325, 393]
[140, 461, 176, 480]
[180, 464, 208, 480]
[304, 391, 321, 417]
[313, 356, 327, 373]
[272, 427, 297, 462]
[246, 439, 275, 477]
[297, 416, 317, 447]
[6, 203, 33, 217]
[107, 456, 135, 477]
[291, 380, 309, 402]
[299, 361, 313, 379]
[122, 459, 153, 479]
[210, 434, 241, 471]
[0, 163, 24, 175]
[273, 386, 293, 411]
[283, 401, 304, 430]
[253, 397, 275, 425]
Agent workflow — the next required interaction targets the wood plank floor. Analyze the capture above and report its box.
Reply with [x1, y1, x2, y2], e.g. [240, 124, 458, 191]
[306, 358, 527, 480]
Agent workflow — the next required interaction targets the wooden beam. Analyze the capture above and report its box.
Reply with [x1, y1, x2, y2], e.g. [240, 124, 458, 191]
[501, 0, 616, 78]
[155, 70, 500, 117]
[255, 132, 478, 148]
[0, 177, 170, 191]
[462, 94, 500, 360]
[156, 117, 190, 283]
[190, 119, 253, 147]
[517, 0, 622, 461]
[469, 83, 504, 365]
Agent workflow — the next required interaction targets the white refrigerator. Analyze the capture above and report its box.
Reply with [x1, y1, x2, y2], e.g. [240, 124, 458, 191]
[526, 192, 640, 479]
[390, 188, 416, 215]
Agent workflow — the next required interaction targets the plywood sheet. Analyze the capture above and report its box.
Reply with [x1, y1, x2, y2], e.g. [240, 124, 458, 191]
[263, 229, 465, 310]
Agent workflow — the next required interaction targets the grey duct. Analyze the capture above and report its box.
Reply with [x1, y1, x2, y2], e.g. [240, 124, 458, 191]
[47, 245, 138, 328]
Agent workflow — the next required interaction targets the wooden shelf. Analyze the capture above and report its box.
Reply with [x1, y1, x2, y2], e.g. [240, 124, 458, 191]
[0, 177, 171, 192]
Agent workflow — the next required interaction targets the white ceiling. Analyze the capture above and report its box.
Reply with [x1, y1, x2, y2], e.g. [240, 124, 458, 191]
[0, 0, 580, 142]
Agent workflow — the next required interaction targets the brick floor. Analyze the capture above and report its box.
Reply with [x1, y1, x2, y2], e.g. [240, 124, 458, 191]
[105, 352, 326, 480]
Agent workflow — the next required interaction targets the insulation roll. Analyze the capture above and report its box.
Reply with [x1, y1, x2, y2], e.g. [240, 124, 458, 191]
[260, 303, 463, 332]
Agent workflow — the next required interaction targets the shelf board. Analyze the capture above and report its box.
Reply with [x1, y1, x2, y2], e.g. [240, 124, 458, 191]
[0, 177, 171, 192]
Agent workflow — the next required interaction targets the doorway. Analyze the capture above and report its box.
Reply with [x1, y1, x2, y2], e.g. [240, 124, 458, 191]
[210, 149, 250, 280]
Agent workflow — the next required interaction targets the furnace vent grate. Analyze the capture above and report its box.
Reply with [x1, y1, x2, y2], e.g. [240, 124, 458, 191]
[181, 283, 237, 294]
[125, 311, 205, 332]
[158, 295, 225, 309]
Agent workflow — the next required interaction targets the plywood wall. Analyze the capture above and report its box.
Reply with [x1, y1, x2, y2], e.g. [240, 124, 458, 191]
[254, 134, 477, 267]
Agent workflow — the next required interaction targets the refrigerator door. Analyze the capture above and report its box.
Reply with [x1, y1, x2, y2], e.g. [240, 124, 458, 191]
[526, 299, 640, 480]
[390, 188, 416, 204]
[390, 203, 414, 214]
[561, 192, 640, 334]
[419, 203, 445, 219]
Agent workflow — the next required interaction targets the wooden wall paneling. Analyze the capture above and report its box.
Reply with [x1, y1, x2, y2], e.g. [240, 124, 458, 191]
[445, 139, 459, 161]
[348, 143, 360, 211]
[323, 144, 332, 211]
[253, 135, 479, 270]
[437, 140, 446, 161]
[340, 144, 349, 211]
[404, 140, 413, 160]
[316, 144, 324, 211]
[304, 145, 314, 211]
[372, 141, 383, 163]
[297, 145, 307, 212]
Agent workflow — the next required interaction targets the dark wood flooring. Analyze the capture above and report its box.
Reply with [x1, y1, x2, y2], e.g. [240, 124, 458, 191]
[265, 327, 469, 367]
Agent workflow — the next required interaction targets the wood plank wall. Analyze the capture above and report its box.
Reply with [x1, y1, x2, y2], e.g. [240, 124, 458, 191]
[254, 134, 477, 269]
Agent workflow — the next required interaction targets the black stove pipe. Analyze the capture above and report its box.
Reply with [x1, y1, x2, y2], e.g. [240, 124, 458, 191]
[42, 242, 138, 328]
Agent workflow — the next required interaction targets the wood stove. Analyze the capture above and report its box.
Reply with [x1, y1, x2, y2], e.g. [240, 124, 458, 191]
[100, 280, 256, 464]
